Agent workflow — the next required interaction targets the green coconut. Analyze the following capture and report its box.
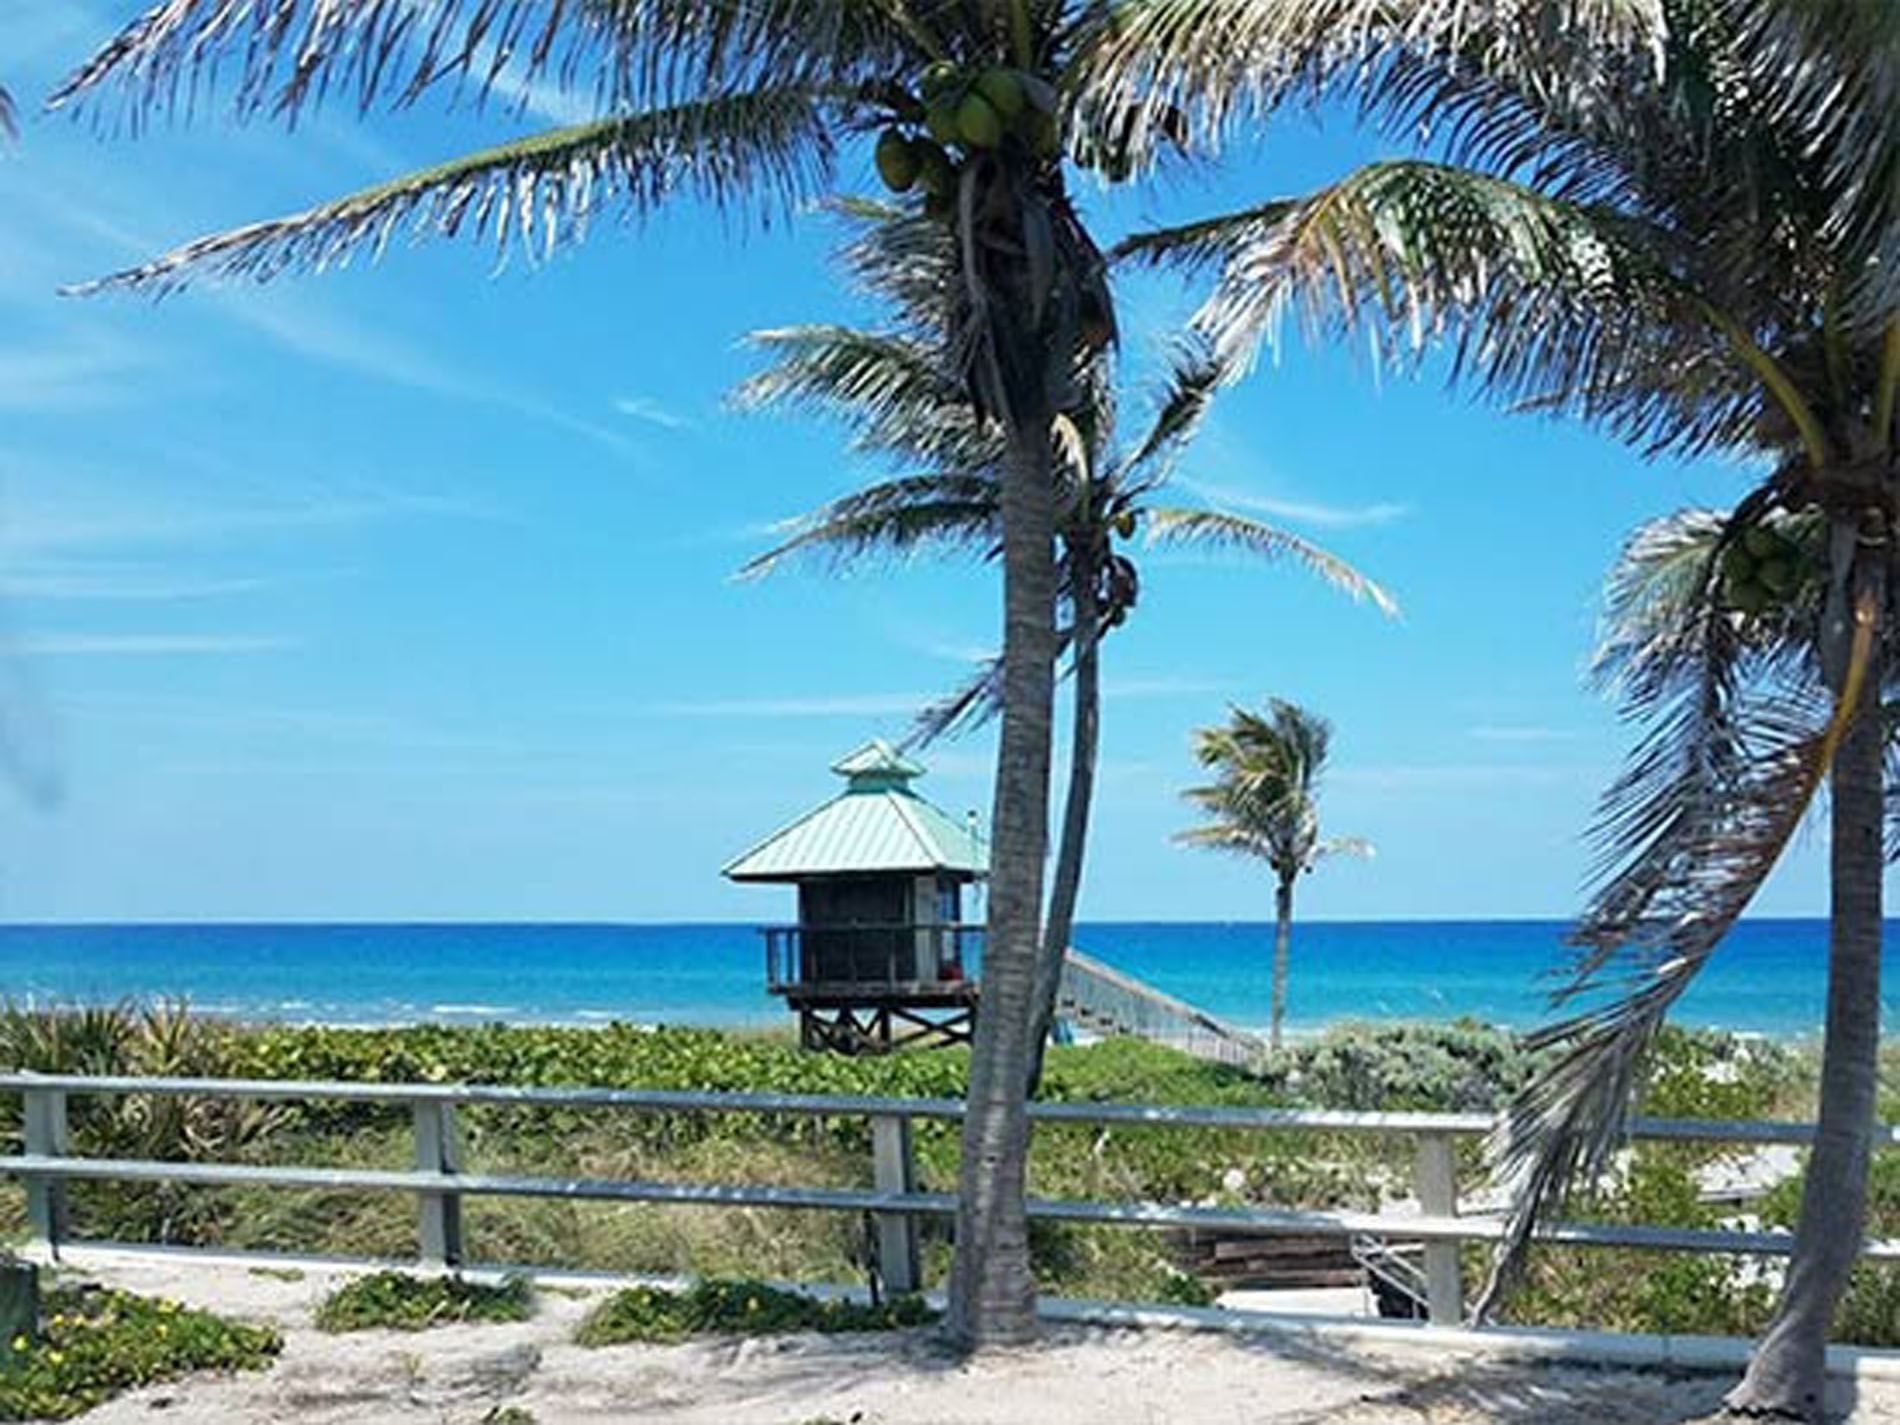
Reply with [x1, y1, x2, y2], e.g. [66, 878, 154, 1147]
[1757, 558, 1796, 597]
[957, 91, 1004, 148]
[1026, 109, 1061, 158]
[974, 68, 1026, 121]
[916, 143, 956, 198]
[874, 129, 920, 192]
[1112, 510, 1137, 539]
[925, 99, 962, 146]
[1742, 523, 1783, 560]
[1729, 581, 1773, 617]
[920, 60, 961, 100]
[1723, 545, 1757, 581]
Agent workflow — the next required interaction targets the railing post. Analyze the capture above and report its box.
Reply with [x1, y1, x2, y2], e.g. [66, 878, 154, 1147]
[411, 1099, 464, 1269]
[22, 1086, 69, 1258]
[1414, 1131, 1463, 1326]
[870, 1113, 918, 1295]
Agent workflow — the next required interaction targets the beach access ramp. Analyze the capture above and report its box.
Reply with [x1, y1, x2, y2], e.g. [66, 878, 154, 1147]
[1056, 949, 1266, 1067]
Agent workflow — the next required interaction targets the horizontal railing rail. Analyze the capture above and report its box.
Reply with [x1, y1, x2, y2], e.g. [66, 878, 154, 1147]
[3, 1073, 1895, 1327]
[762, 923, 984, 996]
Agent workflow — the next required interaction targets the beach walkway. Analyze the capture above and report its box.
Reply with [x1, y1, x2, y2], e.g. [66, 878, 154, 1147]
[64, 1253, 1900, 1424]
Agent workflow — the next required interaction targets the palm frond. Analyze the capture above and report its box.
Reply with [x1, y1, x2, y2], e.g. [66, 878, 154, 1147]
[1112, 199, 1297, 274]
[1474, 554, 1878, 1318]
[1123, 339, 1226, 474]
[0, 86, 16, 143]
[1068, 0, 1664, 169]
[1726, 0, 1900, 324]
[1145, 507, 1398, 615]
[732, 324, 995, 467]
[1315, 834, 1374, 860]
[739, 472, 1000, 577]
[907, 654, 1006, 747]
[50, 0, 917, 130]
[69, 88, 834, 296]
[1171, 159, 1771, 463]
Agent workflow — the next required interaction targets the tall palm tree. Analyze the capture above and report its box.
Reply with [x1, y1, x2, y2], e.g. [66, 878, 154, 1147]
[41, 0, 1664, 1348]
[1112, 1, 1897, 1411]
[1175, 699, 1368, 1050]
[735, 204, 1395, 1088]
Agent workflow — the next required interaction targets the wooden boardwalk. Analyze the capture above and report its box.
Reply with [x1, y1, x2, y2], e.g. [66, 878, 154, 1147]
[1056, 950, 1267, 1067]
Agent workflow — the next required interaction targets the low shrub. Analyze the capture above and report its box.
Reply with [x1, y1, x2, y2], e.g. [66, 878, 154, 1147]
[0, 1284, 280, 1421]
[574, 1280, 935, 1346]
[313, 1271, 534, 1333]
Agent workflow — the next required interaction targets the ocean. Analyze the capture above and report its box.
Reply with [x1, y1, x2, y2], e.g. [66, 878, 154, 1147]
[0, 919, 1889, 1040]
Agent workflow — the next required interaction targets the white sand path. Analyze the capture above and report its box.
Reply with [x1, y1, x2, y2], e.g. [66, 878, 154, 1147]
[58, 1254, 1900, 1425]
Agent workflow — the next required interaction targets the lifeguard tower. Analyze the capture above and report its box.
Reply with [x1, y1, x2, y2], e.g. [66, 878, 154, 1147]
[724, 740, 987, 1053]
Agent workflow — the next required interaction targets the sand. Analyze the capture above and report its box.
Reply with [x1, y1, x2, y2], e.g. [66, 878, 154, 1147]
[56, 1254, 1900, 1425]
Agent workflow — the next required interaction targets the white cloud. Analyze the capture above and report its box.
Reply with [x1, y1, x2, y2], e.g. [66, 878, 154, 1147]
[15, 633, 292, 656]
[1184, 480, 1411, 529]
[1332, 762, 1588, 792]
[1, 564, 270, 601]
[649, 692, 935, 718]
[615, 395, 691, 430]
[1468, 725, 1579, 743]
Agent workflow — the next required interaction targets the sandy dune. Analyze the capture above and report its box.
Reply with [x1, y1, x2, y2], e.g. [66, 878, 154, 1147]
[60, 1254, 1898, 1425]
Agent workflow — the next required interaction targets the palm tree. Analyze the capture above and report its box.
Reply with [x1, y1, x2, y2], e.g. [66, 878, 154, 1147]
[38, 0, 1677, 1349]
[735, 204, 1395, 1088]
[1175, 699, 1368, 1050]
[1111, 1, 1897, 1410]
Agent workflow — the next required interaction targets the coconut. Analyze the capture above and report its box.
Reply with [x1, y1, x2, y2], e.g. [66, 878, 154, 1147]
[1730, 582, 1772, 617]
[1113, 510, 1137, 539]
[925, 100, 962, 146]
[920, 60, 961, 101]
[1027, 109, 1061, 158]
[974, 67, 1026, 121]
[874, 129, 919, 192]
[1757, 558, 1796, 596]
[1743, 523, 1783, 561]
[917, 143, 955, 198]
[957, 91, 1004, 148]
[1723, 545, 1757, 581]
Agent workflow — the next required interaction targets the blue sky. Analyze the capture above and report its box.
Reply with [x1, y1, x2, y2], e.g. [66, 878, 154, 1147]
[0, 5, 1872, 924]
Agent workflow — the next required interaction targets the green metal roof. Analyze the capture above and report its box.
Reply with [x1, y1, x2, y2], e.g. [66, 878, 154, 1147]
[723, 740, 988, 881]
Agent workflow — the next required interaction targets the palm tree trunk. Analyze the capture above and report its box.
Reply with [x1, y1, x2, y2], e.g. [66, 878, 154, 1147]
[1726, 516, 1887, 1421]
[946, 401, 1057, 1348]
[1271, 874, 1294, 1052]
[1025, 544, 1101, 1094]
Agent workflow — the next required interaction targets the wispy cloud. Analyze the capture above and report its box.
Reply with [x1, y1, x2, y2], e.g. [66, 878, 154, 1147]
[1184, 479, 1412, 529]
[0, 334, 149, 412]
[0, 564, 271, 602]
[648, 692, 933, 718]
[1468, 725, 1579, 744]
[1333, 762, 1589, 792]
[615, 395, 691, 430]
[15, 633, 292, 656]
[1103, 674, 1233, 699]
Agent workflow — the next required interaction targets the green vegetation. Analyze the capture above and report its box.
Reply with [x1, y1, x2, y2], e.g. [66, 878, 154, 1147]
[2, 1002, 1881, 1342]
[0, 1285, 279, 1421]
[574, 1280, 934, 1346]
[313, 1271, 534, 1333]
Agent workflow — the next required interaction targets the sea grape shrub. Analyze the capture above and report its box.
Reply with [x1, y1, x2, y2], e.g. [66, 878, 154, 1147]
[1501, 1154, 1776, 1338]
[0, 1285, 280, 1421]
[573, 1280, 935, 1346]
[1758, 1151, 1900, 1348]
[1257, 1019, 1540, 1112]
[313, 1271, 535, 1333]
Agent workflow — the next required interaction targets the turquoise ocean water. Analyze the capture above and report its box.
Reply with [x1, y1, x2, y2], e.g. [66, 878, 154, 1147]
[0, 919, 1890, 1039]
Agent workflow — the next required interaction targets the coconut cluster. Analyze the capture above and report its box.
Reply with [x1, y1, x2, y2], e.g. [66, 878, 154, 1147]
[875, 63, 1060, 213]
[1722, 521, 1816, 618]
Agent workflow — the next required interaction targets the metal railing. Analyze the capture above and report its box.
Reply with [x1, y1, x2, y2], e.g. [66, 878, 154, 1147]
[4, 1073, 1897, 1328]
[762, 923, 984, 996]
[1056, 951, 1267, 1068]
